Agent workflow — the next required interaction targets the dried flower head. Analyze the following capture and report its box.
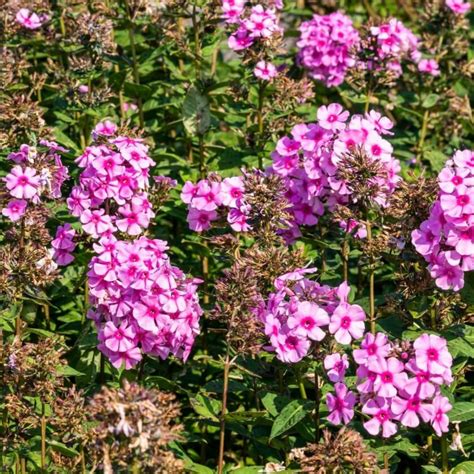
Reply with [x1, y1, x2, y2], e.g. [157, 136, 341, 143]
[290, 427, 377, 473]
[86, 380, 184, 473]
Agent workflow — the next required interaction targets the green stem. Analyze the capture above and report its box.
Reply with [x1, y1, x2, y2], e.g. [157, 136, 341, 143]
[41, 402, 46, 472]
[366, 220, 376, 334]
[314, 367, 320, 442]
[296, 368, 307, 400]
[217, 349, 231, 474]
[124, 0, 144, 128]
[257, 83, 265, 169]
[441, 435, 449, 474]
[342, 237, 349, 282]
[416, 110, 429, 162]
[427, 434, 433, 462]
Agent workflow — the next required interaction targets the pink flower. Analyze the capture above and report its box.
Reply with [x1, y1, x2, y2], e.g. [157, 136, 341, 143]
[369, 357, 408, 397]
[317, 104, 349, 131]
[411, 220, 441, 256]
[5, 166, 40, 199]
[108, 346, 142, 370]
[228, 27, 254, 51]
[116, 204, 149, 235]
[92, 120, 118, 138]
[405, 359, 444, 399]
[221, 177, 245, 208]
[274, 332, 310, 363]
[440, 186, 474, 218]
[326, 382, 356, 425]
[80, 209, 115, 238]
[353, 332, 391, 365]
[324, 353, 349, 383]
[429, 395, 452, 436]
[418, 59, 440, 76]
[227, 207, 251, 232]
[192, 181, 223, 211]
[2, 199, 27, 222]
[391, 392, 433, 428]
[287, 301, 329, 341]
[102, 321, 137, 352]
[413, 334, 453, 376]
[362, 397, 398, 438]
[181, 181, 199, 204]
[254, 61, 278, 81]
[446, 0, 471, 15]
[329, 303, 366, 344]
[429, 258, 465, 291]
[16, 8, 47, 29]
[187, 208, 218, 232]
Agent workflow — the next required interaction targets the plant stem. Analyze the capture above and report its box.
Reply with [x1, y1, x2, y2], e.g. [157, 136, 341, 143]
[314, 367, 320, 442]
[41, 402, 46, 472]
[341, 237, 349, 282]
[217, 350, 232, 474]
[441, 435, 449, 474]
[296, 367, 307, 400]
[427, 434, 433, 461]
[366, 220, 376, 334]
[124, 0, 144, 128]
[191, 4, 202, 81]
[257, 82, 265, 169]
[416, 110, 429, 162]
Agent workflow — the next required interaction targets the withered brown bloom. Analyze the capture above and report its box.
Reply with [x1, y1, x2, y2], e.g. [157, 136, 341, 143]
[290, 427, 378, 473]
[86, 380, 184, 473]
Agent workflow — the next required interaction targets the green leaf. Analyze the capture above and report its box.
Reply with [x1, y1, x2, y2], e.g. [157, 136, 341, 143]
[424, 150, 447, 173]
[451, 462, 474, 474]
[184, 461, 215, 474]
[182, 86, 211, 136]
[449, 402, 474, 423]
[269, 399, 311, 440]
[56, 365, 85, 377]
[123, 81, 152, 99]
[189, 394, 221, 421]
[49, 440, 80, 457]
[422, 94, 440, 108]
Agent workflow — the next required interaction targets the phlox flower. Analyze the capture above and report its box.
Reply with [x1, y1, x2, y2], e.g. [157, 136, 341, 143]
[418, 59, 440, 76]
[192, 181, 223, 211]
[362, 397, 398, 438]
[5, 166, 40, 199]
[326, 383, 356, 425]
[92, 120, 118, 138]
[429, 395, 452, 436]
[274, 332, 311, 363]
[317, 104, 349, 131]
[413, 334, 453, 376]
[391, 392, 433, 428]
[328, 303, 366, 344]
[253, 61, 278, 81]
[16, 8, 47, 29]
[116, 204, 150, 236]
[446, 0, 471, 15]
[324, 353, 349, 383]
[80, 209, 115, 238]
[187, 208, 218, 232]
[369, 357, 408, 398]
[227, 207, 251, 232]
[353, 332, 391, 365]
[2, 199, 27, 222]
[221, 177, 245, 208]
[287, 301, 329, 341]
[108, 346, 142, 370]
[102, 321, 137, 353]
[411, 220, 441, 256]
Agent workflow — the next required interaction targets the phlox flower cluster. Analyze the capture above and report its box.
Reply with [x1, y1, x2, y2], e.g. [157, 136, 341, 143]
[257, 268, 366, 363]
[181, 176, 250, 233]
[411, 150, 474, 291]
[87, 236, 202, 369]
[325, 333, 453, 438]
[221, 1, 282, 79]
[297, 12, 359, 87]
[2, 140, 69, 222]
[366, 19, 421, 77]
[15, 8, 49, 29]
[68, 121, 156, 239]
[269, 103, 400, 243]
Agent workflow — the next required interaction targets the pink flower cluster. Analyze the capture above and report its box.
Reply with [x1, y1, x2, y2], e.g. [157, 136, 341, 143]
[2, 141, 69, 222]
[412, 150, 474, 291]
[221, 1, 282, 79]
[15, 8, 48, 29]
[297, 12, 359, 87]
[368, 19, 421, 76]
[325, 333, 453, 438]
[52, 224, 77, 266]
[68, 121, 155, 239]
[257, 268, 366, 363]
[87, 236, 202, 369]
[269, 103, 400, 242]
[181, 176, 250, 232]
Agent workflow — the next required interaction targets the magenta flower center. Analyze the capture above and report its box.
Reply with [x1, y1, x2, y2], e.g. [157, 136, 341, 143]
[376, 410, 388, 422]
[427, 348, 439, 361]
[18, 176, 29, 185]
[340, 316, 351, 329]
[457, 194, 470, 206]
[367, 343, 377, 355]
[301, 317, 314, 329]
[381, 371, 393, 383]
[452, 176, 463, 185]
[327, 114, 337, 123]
